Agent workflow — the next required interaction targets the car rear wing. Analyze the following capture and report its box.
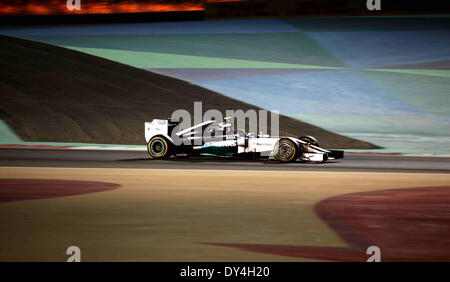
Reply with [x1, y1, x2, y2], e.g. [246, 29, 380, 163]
[145, 119, 169, 143]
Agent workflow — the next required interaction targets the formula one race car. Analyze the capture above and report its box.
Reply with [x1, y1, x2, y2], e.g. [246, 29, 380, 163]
[144, 118, 343, 163]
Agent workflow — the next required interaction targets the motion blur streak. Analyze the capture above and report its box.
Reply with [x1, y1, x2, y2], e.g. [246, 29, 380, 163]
[0, 0, 244, 16]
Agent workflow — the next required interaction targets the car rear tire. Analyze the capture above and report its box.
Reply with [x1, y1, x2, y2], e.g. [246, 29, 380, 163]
[274, 138, 299, 163]
[147, 136, 171, 159]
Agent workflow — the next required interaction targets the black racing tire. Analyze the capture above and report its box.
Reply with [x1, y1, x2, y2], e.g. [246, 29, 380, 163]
[147, 136, 172, 159]
[299, 135, 319, 147]
[274, 138, 299, 163]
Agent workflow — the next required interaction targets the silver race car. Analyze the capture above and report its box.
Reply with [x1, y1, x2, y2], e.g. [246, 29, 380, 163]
[144, 118, 343, 163]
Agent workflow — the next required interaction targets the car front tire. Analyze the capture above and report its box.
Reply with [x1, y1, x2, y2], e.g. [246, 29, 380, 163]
[274, 138, 299, 163]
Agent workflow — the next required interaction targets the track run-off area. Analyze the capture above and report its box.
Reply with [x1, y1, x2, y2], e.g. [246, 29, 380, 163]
[0, 148, 449, 261]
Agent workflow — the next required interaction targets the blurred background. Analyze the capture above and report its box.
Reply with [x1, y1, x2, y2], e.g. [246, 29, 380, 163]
[1, 1, 450, 153]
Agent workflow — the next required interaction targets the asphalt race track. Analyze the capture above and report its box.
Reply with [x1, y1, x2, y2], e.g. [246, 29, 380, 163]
[0, 148, 449, 173]
[1, 148, 449, 262]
